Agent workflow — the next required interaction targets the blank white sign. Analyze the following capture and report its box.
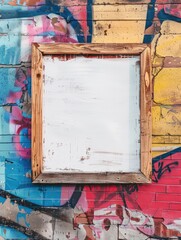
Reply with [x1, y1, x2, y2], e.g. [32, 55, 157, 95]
[42, 55, 140, 173]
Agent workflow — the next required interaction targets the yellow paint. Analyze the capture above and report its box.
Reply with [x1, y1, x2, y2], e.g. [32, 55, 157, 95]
[152, 136, 181, 144]
[160, 20, 181, 35]
[152, 56, 164, 68]
[93, 5, 147, 20]
[156, 34, 181, 57]
[154, 68, 181, 105]
[92, 21, 145, 43]
[152, 105, 181, 136]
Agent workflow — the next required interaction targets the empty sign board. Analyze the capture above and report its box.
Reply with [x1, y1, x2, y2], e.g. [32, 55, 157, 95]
[31, 43, 152, 183]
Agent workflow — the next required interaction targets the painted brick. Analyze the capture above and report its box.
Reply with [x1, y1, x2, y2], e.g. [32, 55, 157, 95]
[135, 192, 156, 208]
[149, 201, 170, 210]
[162, 210, 181, 221]
[152, 105, 181, 135]
[167, 185, 181, 193]
[152, 177, 181, 185]
[156, 193, 181, 203]
[154, 68, 181, 105]
[139, 184, 166, 193]
[171, 152, 181, 160]
[170, 203, 181, 211]
[156, 35, 181, 58]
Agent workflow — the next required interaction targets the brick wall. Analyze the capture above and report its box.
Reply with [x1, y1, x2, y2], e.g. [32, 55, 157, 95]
[0, 0, 181, 239]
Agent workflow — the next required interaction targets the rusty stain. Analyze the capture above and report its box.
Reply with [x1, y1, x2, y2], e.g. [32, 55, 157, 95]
[95, 23, 104, 33]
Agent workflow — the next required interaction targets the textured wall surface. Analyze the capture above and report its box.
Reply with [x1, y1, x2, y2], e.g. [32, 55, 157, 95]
[0, 0, 181, 239]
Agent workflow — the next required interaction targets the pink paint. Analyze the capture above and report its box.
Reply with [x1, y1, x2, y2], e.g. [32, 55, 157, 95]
[67, 5, 88, 40]
[13, 117, 31, 159]
[61, 186, 76, 205]
[26, 15, 78, 47]
[164, 4, 181, 18]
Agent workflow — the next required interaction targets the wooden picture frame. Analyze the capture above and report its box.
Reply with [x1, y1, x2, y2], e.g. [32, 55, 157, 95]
[31, 43, 152, 184]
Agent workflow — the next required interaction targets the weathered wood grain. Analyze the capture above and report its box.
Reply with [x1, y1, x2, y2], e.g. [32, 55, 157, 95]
[140, 46, 152, 181]
[33, 172, 151, 184]
[31, 43, 43, 181]
[37, 43, 148, 54]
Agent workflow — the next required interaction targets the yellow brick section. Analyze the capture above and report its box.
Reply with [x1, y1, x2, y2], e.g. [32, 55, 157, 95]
[160, 21, 181, 35]
[92, 21, 145, 43]
[156, 34, 181, 57]
[154, 68, 181, 105]
[93, 5, 147, 20]
[152, 105, 181, 136]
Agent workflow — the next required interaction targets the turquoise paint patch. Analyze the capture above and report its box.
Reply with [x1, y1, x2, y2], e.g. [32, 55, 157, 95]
[0, 68, 18, 105]
[0, 226, 27, 239]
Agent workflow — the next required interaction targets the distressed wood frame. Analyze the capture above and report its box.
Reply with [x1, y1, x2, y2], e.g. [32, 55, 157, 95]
[31, 43, 152, 184]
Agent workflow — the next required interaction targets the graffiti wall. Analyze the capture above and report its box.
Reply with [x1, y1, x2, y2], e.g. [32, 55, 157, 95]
[0, 0, 181, 239]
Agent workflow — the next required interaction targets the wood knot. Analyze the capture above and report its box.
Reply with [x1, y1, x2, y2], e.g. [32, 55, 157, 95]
[145, 72, 150, 87]
[36, 73, 41, 79]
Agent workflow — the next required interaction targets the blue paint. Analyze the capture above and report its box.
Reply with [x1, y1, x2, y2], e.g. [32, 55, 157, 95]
[0, 196, 7, 204]
[0, 39, 21, 65]
[17, 212, 30, 227]
[157, 9, 181, 23]
[26, 76, 31, 97]
[5, 155, 31, 190]
[19, 129, 31, 149]
[0, 68, 18, 104]
[143, 0, 156, 43]
[0, 226, 27, 239]
[87, 0, 93, 43]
